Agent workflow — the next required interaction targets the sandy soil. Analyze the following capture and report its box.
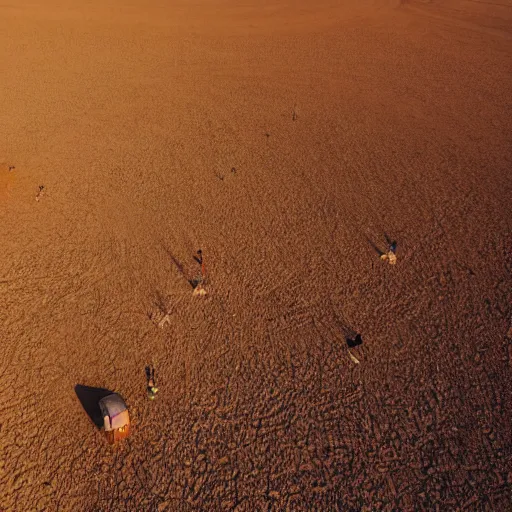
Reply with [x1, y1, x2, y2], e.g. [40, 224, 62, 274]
[1, 0, 511, 510]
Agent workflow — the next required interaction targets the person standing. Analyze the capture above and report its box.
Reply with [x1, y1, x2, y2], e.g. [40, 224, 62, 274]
[146, 366, 159, 400]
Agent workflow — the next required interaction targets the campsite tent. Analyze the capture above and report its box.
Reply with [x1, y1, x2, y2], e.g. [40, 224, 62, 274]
[99, 393, 130, 444]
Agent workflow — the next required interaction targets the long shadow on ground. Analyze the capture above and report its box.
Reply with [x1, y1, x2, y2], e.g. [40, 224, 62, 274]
[75, 384, 113, 429]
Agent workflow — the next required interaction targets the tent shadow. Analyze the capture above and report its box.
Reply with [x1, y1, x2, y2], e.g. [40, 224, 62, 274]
[75, 384, 114, 429]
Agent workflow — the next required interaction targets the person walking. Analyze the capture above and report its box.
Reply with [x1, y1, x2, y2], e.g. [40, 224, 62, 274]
[146, 366, 159, 400]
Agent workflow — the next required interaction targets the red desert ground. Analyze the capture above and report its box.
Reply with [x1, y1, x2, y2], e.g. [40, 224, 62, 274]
[1, 0, 511, 510]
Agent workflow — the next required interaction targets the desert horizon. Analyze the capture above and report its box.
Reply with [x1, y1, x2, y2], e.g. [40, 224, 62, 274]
[1, 0, 511, 510]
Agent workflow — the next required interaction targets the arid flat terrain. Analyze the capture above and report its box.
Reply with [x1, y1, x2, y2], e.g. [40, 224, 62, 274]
[1, 0, 511, 510]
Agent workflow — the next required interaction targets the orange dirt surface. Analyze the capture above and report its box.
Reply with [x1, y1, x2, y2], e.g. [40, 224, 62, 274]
[1, 0, 511, 510]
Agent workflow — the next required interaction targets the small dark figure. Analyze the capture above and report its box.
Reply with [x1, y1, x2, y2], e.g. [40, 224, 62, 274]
[145, 365, 158, 400]
[389, 241, 397, 254]
[36, 185, 45, 202]
[192, 249, 207, 295]
[346, 334, 363, 348]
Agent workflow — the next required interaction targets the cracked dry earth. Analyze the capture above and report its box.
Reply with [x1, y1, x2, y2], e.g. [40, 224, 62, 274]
[1, 0, 511, 510]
